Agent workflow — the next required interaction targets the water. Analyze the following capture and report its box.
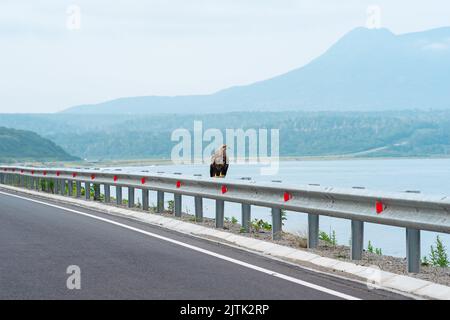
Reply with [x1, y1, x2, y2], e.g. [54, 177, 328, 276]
[109, 158, 450, 258]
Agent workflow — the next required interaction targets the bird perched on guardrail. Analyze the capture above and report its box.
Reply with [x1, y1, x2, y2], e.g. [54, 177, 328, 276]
[210, 144, 229, 178]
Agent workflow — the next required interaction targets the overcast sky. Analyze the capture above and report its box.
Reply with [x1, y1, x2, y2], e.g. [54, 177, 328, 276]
[1, 0, 449, 113]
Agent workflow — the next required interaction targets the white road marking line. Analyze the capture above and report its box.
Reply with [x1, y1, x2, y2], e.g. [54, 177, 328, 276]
[0, 190, 360, 300]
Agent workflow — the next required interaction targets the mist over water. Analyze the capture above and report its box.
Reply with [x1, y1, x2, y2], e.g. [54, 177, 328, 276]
[110, 158, 450, 258]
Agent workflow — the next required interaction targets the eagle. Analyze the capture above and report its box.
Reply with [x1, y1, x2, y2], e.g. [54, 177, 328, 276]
[210, 144, 229, 178]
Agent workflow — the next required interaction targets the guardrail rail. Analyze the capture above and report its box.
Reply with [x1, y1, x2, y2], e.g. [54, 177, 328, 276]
[1, 165, 449, 273]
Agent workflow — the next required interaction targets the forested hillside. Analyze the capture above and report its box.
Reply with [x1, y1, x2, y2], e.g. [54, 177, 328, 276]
[0, 127, 77, 162]
[0, 111, 449, 160]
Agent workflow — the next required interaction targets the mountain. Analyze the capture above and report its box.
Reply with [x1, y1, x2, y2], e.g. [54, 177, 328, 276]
[62, 27, 450, 114]
[0, 127, 78, 162]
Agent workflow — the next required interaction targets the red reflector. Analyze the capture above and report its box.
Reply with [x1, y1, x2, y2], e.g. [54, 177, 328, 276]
[72, 173, 77, 178]
[56, 171, 60, 176]
[113, 175, 118, 182]
[31, 170, 35, 175]
[376, 201, 385, 214]
[284, 192, 292, 202]
[221, 185, 228, 194]
[91, 174, 95, 180]
[141, 177, 146, 184]
[20, 170, 24, 173]
[176, 181, 181, 188]
[43, 171, 47, 176]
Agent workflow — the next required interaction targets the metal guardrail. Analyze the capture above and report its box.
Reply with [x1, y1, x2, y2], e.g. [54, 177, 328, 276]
[1, 165, 449, 273]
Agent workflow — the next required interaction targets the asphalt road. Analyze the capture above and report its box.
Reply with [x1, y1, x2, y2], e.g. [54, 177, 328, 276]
[0, 189, 410, 300]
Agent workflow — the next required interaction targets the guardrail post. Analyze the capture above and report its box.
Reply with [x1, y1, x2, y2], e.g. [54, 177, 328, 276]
[272, 208, 282, 240]
[76, 181, 81, 197]
[142, 189, 149, 211]
[54, 178, 59, 194]
[308, 213, 319, 248]
[406, 228, 421, 273]
[60, 180, 66, 196]
[116, 186, 122, 205]
[241, 204, 251, 232]
[94, 184, 101, 201]
[128, 187, 135, 208]
[194, 196, 203, 222]
[157, 191, 164, 213]
[215, 199, 224, 228]
[85, 182, 91, 200]
[104, 184, 110, 203]
[351, 220, 364, 260]
[68, 180, 73, 196]
[174, 193, 182, 217]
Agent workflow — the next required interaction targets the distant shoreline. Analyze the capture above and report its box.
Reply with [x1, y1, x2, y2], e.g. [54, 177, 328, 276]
[25, 154, 450, 168]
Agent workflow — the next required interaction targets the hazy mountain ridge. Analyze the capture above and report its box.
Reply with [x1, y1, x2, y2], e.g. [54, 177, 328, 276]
[62, 26, 450, 114]
[1, 111, 450, 160]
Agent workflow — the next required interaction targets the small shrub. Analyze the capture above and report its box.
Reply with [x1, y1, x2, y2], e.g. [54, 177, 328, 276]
[231, 216, 238, 225]
[367, 240, 382, 255]
[319, 229, 337, 246]
[167, 200, 174, 212]
[367, 240, 374, 253]
[319, 231, 331, 244]
[429, 236, 449, 267]
[250, 219, 272, 233]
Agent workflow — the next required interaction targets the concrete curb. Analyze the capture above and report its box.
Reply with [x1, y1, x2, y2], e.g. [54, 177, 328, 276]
[2, 185, 449, 300]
